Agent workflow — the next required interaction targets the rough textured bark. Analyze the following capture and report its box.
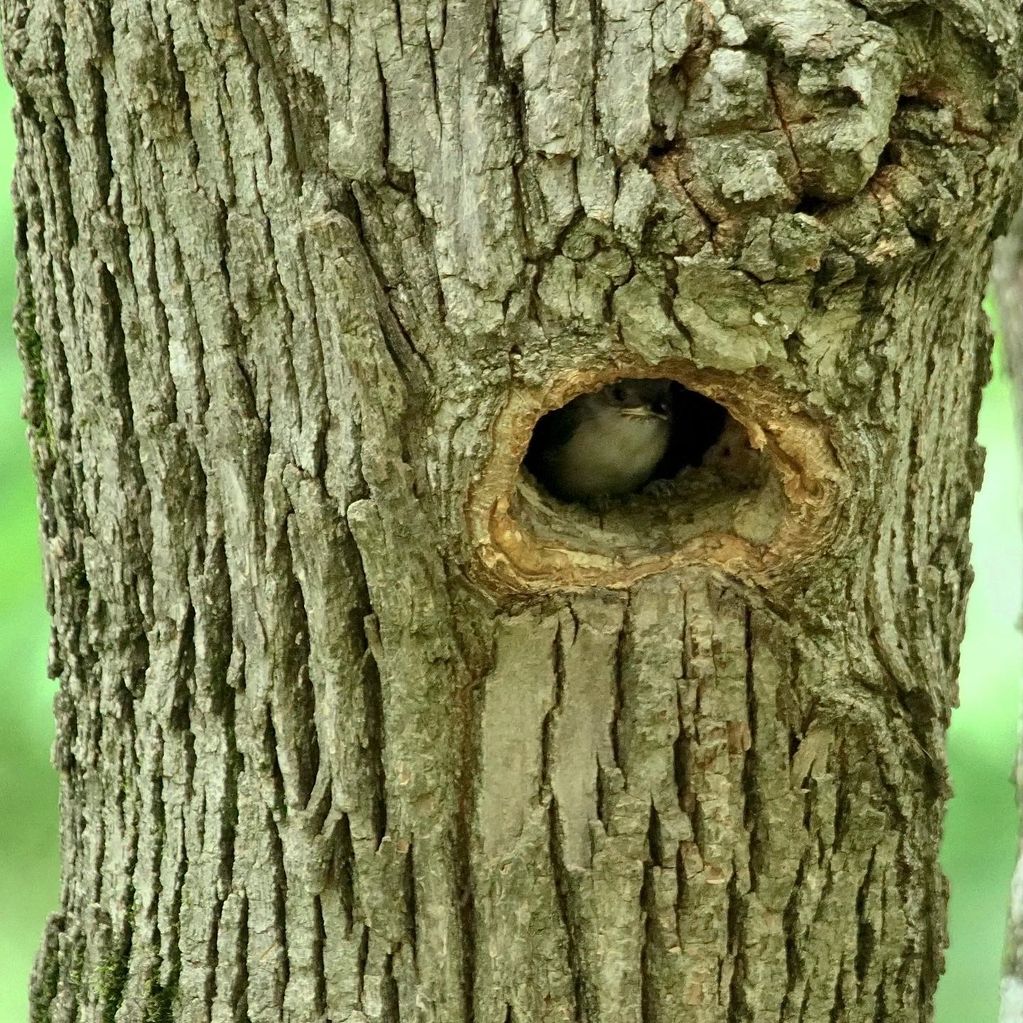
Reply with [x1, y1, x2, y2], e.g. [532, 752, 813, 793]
[5, 1, 1023, 1021]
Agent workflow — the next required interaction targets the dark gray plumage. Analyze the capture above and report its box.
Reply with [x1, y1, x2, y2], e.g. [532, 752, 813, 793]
[527, 379, 673, 502]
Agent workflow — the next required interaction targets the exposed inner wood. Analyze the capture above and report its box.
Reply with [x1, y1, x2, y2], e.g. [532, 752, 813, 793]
[471, 360, 844, 593]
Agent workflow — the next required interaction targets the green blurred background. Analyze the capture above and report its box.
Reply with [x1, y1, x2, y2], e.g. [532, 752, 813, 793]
[0, 84, 1020, 1023]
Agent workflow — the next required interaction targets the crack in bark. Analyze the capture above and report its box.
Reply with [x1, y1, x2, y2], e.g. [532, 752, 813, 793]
[163, 803, 188, 1010]
[725, 607, 759, 1021]
[355, 925, 370, 1013]
[456, 729, 477, 1022]
[362, 613, 390, 847]
[204, 892, 224, 1021]
[540, 619, 566, 800]
[548, 797, 586, 1023]
[263, 710, 288, 821]
[313, 894, 328, 1017]
[426, 22, 444, 125]
[767, 76, 806, 195]
[403, 840, 419, 965]
[376, 46, 395, 179]
[644, 785, 674, 1019]
[640, 845, 657, 1023]
[779, 852, 809, 1021]
[828, 955, 847, 1023]
[382, 952, 401, 1022]
[610, 593, 630, 776]
[872, 970, 888, 1023]
[333, 814, 356, 936]
[854, 847, 878, 995]
[238, 895, 251, 1023]
[725, 865, 749, 1022]
[266, 805, 292, 993]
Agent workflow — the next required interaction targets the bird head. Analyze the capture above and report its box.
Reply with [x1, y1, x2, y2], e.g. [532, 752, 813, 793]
[590, 379, 673, 420]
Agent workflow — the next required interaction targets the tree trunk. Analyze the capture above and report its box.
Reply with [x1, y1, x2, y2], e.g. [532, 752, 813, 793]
[6, 2, 1023, 1021]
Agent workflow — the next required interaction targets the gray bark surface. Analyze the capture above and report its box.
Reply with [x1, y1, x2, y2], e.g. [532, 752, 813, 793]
[4, 1, 1022, 1021]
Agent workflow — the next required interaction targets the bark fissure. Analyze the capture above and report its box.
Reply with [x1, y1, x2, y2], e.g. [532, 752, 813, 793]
[640, 827, 657, 1023]
[549, 797, 586, 1023]
[361, 613, 391, 848]
[610, 594, 629, 774]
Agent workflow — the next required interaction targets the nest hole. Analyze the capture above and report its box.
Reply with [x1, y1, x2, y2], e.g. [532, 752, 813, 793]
[500, 376, 784, 580]
[468, 361, 842, 593]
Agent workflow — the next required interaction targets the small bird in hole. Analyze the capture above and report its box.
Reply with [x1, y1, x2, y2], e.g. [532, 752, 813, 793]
[526, 379, 673, 503]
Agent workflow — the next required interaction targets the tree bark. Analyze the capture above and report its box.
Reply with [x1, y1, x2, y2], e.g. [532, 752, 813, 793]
[5, 1, 1023, 1021]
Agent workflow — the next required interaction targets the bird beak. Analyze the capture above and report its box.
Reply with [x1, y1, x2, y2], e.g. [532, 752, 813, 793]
[622, 407, 667, 420]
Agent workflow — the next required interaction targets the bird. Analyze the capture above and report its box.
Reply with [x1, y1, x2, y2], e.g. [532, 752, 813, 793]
[525, 379, 674, 503]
